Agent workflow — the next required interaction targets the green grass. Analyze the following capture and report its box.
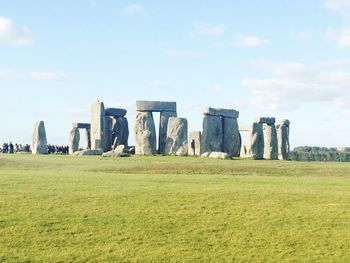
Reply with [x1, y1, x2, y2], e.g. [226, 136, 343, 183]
[0, 155, 349, 262]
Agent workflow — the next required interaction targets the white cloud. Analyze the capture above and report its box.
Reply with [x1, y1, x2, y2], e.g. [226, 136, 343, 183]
[191, 22, 226, 37]
[167, 49, 203, 58]
[150, 80, 166, 88]
[0, 17, 33, 46]
[242, 58, 350, 111]
[0, 68, 67, 80]
[324, 0, 350, 12]
[233, 34, 270, 47]
[122, 4, 145, 16]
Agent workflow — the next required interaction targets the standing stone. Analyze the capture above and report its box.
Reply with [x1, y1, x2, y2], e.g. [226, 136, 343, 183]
[104, 116, 112, 152]
[112, 117, 129, 149]
[165, 117, 188, 156]
[86, 129, 91, 150]
[277, 120, 290, 160]
[201, 115, 223, 153]
[263, 123, 278, 160]
[135, 111, 157, 155]
[31, 121, 48, 154]
[223, 117, 241, 157]
[159, 111, 177, 154]
[250, 122, 264, 160]
[69, 127, 80, 155]
[91, 101, 105, 150]
[188, 131, 201, 156]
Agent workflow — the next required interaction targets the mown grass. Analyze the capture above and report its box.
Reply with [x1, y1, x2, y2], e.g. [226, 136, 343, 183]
[0, 155, 349, 262]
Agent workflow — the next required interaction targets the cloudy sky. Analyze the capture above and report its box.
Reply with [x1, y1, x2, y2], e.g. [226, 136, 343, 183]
[1, 0, 350, 148]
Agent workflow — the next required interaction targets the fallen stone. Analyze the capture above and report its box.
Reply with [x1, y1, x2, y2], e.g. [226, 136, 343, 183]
[165, 117, 188, 156]
[102, 145, 129, 157]
[188, 131, 201, 156]
[201, 115, 223, 153]
[135, 111, 157, 155]
[209, 152, 230, 159]
[136, 100, 177, 112]
[31, 121, 48, 154]
[74, 149, 103, 156]
[204, 107, 239, 118]
[201, 152, 211, 157]
[105, 108, 127, 117]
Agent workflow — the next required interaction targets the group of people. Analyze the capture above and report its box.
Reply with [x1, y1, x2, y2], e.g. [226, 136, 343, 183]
[1, 143, 69, 155]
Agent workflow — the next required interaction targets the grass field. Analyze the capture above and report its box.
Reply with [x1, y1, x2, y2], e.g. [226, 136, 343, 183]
[0, 155, 349, 262]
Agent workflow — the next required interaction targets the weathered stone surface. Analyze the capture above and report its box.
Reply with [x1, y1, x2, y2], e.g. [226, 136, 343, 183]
[204, 107, 239, 118]
[255, 117, 276, 125]
[72, 123, 91, 129]
[223, 117, 241, 157]
[159, 111, 177, 154]
[105, 108, 127, 117]
[135, 111, 157, 155]
[74, 149, 103, 156]
[91, 101, 105, 150]
[250, 122, 264, 160]
[201, 152, 210, 157]
[85, 129, 91, 150]
[263, 124, 278, 160]
[104, 116, 113, 152]
[277, 119, 290, 160]
[201, 115, 223, 153]
[209, 152, 230, 159]
[165, 117, 188, 156]
[188, 131, 201, 156]
[136, 101, 177, 112]
[31, 121, 48, 154]
[112, 117, 129, 149]
[69, 127, 80, 155]
[102, 145, 129, 157]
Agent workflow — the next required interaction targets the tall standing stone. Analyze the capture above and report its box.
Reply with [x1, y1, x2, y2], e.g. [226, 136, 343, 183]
[104, 116, 112, 152]
[250, 122, 264, 160]
[31, 121, 48, 154]
[201, 115, 223, 153]
[165, 117, 188, 156]
[69, 127, 80, 155]
[91, 101, 105, 150]
[188, 131, 201, 156]
[223, 117, 241, 157]
[263, 123, 278, 160]
[86, 128, 91, 150]
[159, 111, 177, 154]
[112, 117, 129, 148]
[277, 120, 290, 160]
[135, 111, 157, 155]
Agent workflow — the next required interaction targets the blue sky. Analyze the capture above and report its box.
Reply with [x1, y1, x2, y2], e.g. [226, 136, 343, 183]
[1, 0, 350, 147]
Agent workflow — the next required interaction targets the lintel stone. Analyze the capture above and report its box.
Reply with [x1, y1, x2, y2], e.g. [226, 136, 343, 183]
[204, 107, 239, 118]
[136, 101, 177, 112]
[105, 108, 127, 117]
[255, 117, 276, 125]
[72, 123, 91, 129]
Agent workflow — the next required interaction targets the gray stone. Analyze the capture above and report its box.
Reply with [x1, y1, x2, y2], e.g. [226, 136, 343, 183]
[201, 152, 211, 157]
[201, 115, 223, 153]
[85, 129, 91, 150]
[91, 101, 105, 150]
[102, 145, 129, 157]
[223, 117, 241, 157]
[136, 100, 176, 112]
[105, 108, 127, 117]
[165, 117, 188, 156]
[188, 131, 201, 156]
[263, 123, 278, 160]
[277, 120, 290, 160]
[112, 117, 129, 149]
[104, 116, 113, 152]
[255, 117, 276, 125]
[72, 123, 91, 129]
[159, 111, 177, 154]
[74, 149, 103, 156]
[135, 111, 157, 155]
[209, 152, 230, 159]
[31, 121, 48, 154]
[250, 122, 264, 160]
[69, 127, 80, 155]
[204, 107, 239, 118]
